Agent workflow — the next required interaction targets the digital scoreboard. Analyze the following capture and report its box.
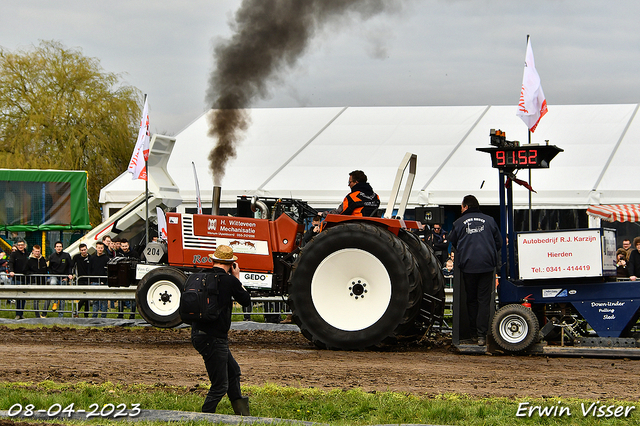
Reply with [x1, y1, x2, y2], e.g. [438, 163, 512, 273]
[477, 129, 563, 171]
[477, 145, 563, 170]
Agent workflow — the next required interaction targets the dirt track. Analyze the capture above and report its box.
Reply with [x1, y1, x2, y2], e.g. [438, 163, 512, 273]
[0, 325, 639, 400]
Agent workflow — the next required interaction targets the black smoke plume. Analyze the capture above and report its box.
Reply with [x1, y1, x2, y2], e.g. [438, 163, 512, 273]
[207, 0, 402, 185]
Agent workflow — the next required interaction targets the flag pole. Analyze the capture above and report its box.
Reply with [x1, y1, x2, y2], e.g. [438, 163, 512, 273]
[516, 34, 547, 231]
[145, 158, 149, 245]
[127, 93, 150, 243]
[528, 129, 532, 231]
[143, 94, 149, 246]
[526, 35, 533, 231]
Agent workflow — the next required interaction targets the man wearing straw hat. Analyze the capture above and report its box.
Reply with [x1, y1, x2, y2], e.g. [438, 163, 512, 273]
[190, 245, 252, 416]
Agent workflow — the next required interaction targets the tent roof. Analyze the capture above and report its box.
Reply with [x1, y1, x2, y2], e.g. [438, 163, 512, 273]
[101, 104, 640, 210]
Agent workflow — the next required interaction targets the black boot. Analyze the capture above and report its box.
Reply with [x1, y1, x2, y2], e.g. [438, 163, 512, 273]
[230, 397, 250, 416]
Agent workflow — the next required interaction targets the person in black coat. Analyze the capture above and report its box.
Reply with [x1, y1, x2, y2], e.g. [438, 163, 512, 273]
[8, 240, 29, 319]
[89, 241, 110, 318]
[426, 223, 449, 265]
[627, 237, 640, 281]
[615, 248, 630, 278]
[26, 244, 49, 318]
[190, 245, 252, 416]
[72, 243, 92, 317]
[302, 215, 322, 246]
[116, 239, 137, 318]
[48, 241, 73, 316]
[448, 195, 502, 346]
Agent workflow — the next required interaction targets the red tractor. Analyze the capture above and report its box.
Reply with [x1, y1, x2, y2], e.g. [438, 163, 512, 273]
[124, 155, 445, 350]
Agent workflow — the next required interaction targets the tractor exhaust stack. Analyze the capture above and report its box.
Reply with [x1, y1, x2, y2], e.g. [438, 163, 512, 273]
[212, 185, 221, 216]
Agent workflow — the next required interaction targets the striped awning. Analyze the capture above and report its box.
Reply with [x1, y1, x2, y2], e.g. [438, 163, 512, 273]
[586, 204, 640, 222]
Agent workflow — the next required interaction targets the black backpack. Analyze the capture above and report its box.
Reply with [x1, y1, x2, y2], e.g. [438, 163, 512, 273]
[179, 273, 222, 324]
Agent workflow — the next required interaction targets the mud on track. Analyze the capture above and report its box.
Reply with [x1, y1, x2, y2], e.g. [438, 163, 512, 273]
[1, 325, 639, 400]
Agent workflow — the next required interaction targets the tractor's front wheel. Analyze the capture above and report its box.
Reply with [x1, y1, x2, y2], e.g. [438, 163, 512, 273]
[136, 267, 187, 328]
[288, 222, 422, 350]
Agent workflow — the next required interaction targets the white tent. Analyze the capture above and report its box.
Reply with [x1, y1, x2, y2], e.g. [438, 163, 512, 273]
[100, 104, 640, 219]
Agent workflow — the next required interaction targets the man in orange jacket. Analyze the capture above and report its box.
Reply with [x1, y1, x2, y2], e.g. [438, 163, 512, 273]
[325, 170, 380, 217]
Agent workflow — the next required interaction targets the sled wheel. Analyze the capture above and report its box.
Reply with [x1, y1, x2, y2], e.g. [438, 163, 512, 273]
[288, 222, 421, 350]
[491, 304, 540, 352]
[397, 229, 446, 330]
[136, 267, 187, 328]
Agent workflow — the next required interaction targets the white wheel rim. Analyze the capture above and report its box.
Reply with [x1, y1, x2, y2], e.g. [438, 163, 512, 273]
[311, 248, 391, 331]
[146, 280, 181, 317]
[499, 314, 529, 344]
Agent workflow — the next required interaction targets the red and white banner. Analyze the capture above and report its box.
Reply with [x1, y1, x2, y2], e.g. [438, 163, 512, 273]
[516, 38, 548, 133]
[127, 98, 150, 180]
[156, 207, 167, 241]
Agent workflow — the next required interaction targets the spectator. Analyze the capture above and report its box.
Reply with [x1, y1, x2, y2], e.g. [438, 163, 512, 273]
[302, 215, 322, 246]
[8, 239, 29, 319]
[101, 235, 116, 310]
[615, 248, 629, 278]
[26, 245, 49, 318]
[448, 195, 502, 347]
[72, 243, 92, 317]
[627, 237, 640, 282]
[442, 258, 454, 278]
[0, 249, 8, 285]
[103, 235, 116, 258]
[413, 220, 428, 242]
[89, 241, 110, 318]
[426, 223, 449, 265]
[0, 248, 7, 271]
[442, 258, 454, 288]
[113, 237, 122, 255]
[116, 239, 137, 319]
[119, 239, 136, 258]
[324, 170, 380, 217]
[621, 239, 632, 260]
[72, 243, 91, 281]
[48, 241, 73, 317]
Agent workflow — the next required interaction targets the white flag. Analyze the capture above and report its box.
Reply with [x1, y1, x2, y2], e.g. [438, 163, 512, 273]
[156, 207, 167, 241]
[127, 98, 150, 180]
[516, 38, 548, 133]
[192, 162, 203, 214]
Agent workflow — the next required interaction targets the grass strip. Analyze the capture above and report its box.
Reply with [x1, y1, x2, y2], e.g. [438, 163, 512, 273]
[0, 382, 639, 425]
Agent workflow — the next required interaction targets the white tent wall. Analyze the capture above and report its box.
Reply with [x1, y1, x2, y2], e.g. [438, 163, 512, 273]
[100, 104, 640, 220]
[592, 104, 640, 203]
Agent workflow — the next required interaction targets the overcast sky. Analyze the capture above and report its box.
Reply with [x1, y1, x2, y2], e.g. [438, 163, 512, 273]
[3, 0, 640, 136]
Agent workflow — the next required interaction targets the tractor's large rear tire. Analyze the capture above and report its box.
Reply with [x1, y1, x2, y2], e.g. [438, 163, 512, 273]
[288, 222, 422, 350]
[397, 230, 446, 331]
[136, 267, 187, 328]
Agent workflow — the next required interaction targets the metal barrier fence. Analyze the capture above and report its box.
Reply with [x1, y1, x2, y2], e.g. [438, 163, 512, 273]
[0, 273, 135, 319]
[0, 274, 293, 321]
[1, 272, 453, 323]
[234, 296, 292, 323]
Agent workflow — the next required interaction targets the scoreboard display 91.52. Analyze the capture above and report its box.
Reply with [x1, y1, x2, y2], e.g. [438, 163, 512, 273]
[477, 145, 563, 171]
